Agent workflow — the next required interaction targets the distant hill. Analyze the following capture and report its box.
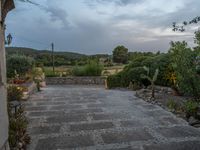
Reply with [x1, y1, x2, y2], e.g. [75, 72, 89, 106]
[6, 47, 89, 66]
[5, 47, 112, 66]
[6, 47, 86, 59]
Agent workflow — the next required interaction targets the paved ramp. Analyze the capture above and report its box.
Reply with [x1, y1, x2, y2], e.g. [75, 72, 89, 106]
[25, 85, 200, 150]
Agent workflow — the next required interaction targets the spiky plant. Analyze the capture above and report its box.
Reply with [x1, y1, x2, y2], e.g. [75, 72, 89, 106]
[141, 66, 159, 99]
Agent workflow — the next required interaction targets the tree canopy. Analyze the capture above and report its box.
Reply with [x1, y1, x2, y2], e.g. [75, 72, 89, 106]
[112, 45, 128, 64]
[172, 16, 200, 32]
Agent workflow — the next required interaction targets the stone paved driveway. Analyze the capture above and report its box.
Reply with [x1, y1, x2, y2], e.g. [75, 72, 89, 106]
[25, 85, 200, 150]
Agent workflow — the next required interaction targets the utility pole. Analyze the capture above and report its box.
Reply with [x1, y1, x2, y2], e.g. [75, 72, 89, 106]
[51, 42, 55, 74]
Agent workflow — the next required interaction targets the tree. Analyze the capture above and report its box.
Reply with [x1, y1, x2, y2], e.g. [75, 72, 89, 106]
[7, 54, 34, 78]
[112, 45, 128, 64]
[169, 41, 200, 98]
[195, 30, 200, 47]
[172, 16, 200, 32]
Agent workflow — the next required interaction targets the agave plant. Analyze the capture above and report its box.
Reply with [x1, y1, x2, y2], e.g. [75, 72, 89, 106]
[141, 66, 159, 99]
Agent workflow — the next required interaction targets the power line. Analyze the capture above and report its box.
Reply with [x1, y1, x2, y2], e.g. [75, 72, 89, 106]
[13, 34, 49, 46]
[16, 0, 47, 10]
[7, 34, 54, 50]
[6, 33, 55, 51]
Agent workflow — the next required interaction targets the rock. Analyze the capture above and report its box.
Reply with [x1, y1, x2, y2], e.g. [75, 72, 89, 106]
[157, 102, 163, 107]
[18, 142, 23, 148]
[188, 116, 200, 127]
[193, 124, 200, 128]
[197, 106, 200, 119]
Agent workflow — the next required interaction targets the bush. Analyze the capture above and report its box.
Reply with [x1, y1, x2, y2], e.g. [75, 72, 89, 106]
[72, 66, 86, 76]
[125, 67, 149, 87]
[8, 107, 30, 149]
[141, 54, 171, 86]
[7, 86, 23, 102]
[169, 41, 200, 98]
[109, 53, 171, 89]
[44, 70, 60, 77]
[107, 67, 149, 89]
[107, 73, 123, 88]
[7, 86, 30, 149]
[167, 99, 178, 110]
[184, 100, 199, 119]
[7, 54, 34, 78]
[125, 56, 150, 69]
[73, 61, 103, 76]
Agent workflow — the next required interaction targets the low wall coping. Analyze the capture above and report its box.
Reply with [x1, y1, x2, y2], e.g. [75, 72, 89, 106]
[45, 76, 107, 85]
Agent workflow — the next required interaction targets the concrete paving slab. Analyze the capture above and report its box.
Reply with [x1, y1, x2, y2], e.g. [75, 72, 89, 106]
[101, 129, 154, 144]
[70, 122, 114, 131]
[35, 135, 94, 150]
[143, 141, 200, 150]
[25, 85, 200, 150]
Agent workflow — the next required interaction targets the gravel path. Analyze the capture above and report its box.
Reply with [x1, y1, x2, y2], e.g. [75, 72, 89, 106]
[25, 85, 200, 150]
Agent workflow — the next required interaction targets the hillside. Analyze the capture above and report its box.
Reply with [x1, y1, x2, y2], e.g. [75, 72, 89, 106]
[6, 47, 88, 66]
[6, 47, 86, 59]
[6, 47, 113, 66]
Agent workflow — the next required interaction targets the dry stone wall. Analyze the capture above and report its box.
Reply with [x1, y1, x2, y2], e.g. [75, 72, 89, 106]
[45, 77, 106, 85]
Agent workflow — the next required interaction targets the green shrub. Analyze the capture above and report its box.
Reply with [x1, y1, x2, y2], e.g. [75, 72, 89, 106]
[7, 54, 34, 78]
[7, 86, 30, 149]
[196, 56, 200, 74]
[125, 56, 150, 69]
[167, 99, 178, 110]
[44, 70, 60, 77]
[111, 53, 171, 89]
[196, 65, 200, 74]
[8, 107, 30, 149]
[107, 67, 149, 89]
[107, 73, 122, 88]
[169, 41, 200, 98]
[184, 100, 199, 118]
[141, 54, 171, 86]
[73, 61, 103, 76]
[7, 86, 23, 102]
[125, 67, 149, 86]
[72, 66, 86, 76]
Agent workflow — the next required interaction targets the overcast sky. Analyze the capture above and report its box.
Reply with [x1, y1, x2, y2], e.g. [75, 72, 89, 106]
[5, 0, 200, 54]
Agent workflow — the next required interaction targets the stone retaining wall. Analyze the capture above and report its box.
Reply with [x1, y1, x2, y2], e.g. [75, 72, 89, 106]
[46, 77, 106, 85]
[147, 85, 173, 94]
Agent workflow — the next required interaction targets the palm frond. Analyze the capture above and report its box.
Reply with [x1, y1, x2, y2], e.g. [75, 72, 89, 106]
[153, 69, 159, 82]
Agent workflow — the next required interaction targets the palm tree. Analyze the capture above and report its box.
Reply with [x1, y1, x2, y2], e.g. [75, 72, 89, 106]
[141, 66, 159, 99]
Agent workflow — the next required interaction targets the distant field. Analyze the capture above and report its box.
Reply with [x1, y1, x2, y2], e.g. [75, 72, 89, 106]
[44, 65, 125, 76]
[103, 65, 125, 76]
[44, 66, 72, 72]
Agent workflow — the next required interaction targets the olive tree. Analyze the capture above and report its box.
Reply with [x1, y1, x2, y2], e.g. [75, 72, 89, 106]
[112, 45, 128, 64]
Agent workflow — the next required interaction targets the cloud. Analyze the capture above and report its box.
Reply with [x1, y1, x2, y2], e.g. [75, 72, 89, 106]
[85, 0, 141, 6]
[16, 0, 70, 28]
[116, 0, 141, 6]
[43, 5, 69, 28]
[6, 0, 200, 54]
